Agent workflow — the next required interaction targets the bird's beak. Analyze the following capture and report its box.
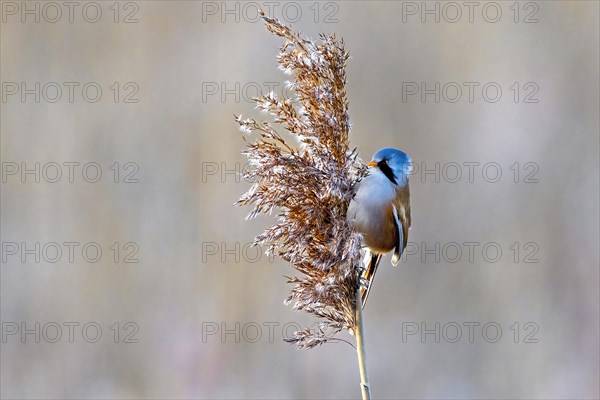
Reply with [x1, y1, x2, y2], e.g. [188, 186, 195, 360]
[367, 161, 378, 167]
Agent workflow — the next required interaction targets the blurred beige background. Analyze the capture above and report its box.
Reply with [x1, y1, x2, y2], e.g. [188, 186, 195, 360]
[1, 1, 598, 399]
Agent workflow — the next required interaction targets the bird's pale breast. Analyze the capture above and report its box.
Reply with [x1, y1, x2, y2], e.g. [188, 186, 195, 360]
[347, 170, 399, 253]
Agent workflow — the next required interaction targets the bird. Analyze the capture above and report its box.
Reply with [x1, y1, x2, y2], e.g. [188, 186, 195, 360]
[347, 148, 412, 308]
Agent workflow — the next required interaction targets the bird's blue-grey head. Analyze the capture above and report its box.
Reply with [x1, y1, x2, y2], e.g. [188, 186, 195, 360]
[368, 147, 412, 187]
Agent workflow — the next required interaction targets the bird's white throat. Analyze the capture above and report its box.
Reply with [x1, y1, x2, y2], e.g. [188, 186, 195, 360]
[354, 168, 397, 207]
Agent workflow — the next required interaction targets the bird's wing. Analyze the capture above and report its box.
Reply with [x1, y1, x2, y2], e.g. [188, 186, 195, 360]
[360, 250, 382, 309]
[391, 205, 403, 266]
[392, 185, 411, 266]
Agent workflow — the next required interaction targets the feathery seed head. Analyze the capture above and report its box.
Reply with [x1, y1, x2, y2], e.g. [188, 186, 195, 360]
[235, 12, 367, 348]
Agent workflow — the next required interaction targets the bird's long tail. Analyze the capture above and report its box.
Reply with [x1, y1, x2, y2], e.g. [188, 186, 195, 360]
[360, 251, 382, 309]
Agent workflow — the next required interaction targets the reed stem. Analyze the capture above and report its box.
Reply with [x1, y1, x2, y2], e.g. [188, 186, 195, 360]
[355, 288, 371, 400]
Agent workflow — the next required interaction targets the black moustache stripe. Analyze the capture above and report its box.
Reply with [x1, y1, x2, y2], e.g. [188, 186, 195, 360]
[378, 161, 397, 185]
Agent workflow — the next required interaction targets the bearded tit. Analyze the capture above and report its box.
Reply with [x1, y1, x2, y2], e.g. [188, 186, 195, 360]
[347, 148, 412, 308]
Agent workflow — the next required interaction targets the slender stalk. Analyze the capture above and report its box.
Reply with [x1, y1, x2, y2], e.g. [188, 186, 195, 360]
[354, 288, 371, 400]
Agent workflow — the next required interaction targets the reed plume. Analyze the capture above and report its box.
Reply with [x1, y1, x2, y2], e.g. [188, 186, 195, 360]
[235, 12, 371, 398]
